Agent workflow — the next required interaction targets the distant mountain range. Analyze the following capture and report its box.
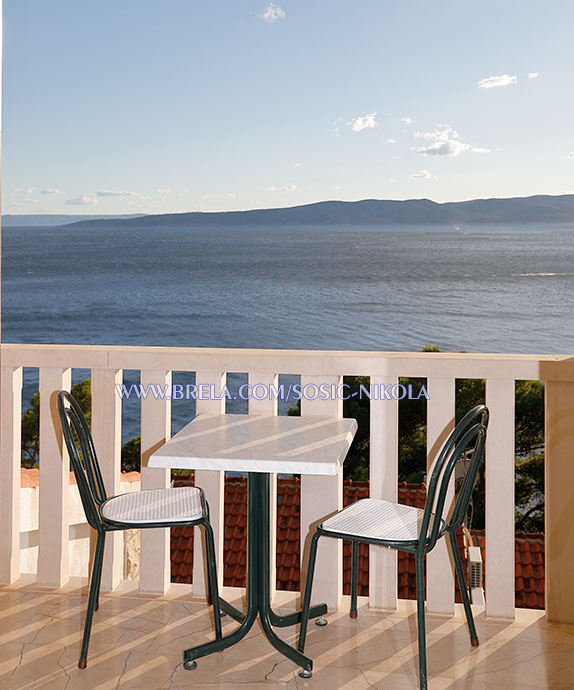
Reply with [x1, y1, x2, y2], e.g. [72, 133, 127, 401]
[1, 213, 145, 227]
[5, 194, 574, 228]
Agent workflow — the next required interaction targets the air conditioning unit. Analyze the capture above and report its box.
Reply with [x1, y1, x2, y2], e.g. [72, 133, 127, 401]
[468, 545, 485, 605]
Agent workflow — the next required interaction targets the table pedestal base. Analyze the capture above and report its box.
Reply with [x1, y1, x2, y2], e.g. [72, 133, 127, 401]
[183, 473, 327, 674]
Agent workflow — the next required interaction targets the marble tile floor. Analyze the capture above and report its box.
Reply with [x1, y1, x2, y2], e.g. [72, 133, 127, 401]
[1, 588, 573, 690]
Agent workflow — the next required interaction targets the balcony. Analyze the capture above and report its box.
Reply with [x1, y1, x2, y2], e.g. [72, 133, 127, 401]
[1, 343, 574, 688]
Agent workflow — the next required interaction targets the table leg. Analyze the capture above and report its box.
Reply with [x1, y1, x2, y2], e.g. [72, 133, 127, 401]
[182, 472, 261, 665]
[254, 473, 314, 674]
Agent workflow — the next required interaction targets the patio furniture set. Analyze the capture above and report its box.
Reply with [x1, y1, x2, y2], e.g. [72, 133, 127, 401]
[58, 391, 488, 690]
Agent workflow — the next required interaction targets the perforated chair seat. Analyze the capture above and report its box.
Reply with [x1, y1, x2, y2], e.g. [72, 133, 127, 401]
[322, 498, 445, 545]
[100, 486, 204, 525]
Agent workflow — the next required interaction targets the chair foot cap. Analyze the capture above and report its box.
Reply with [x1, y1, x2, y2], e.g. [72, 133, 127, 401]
[349, 610, 358, 619]
[298, 669, 312, 679]
[78, 659, 87, 670]
[314, 616, 327, 627]
[471, 638, 480, 647]
[184, 660, 198, 671]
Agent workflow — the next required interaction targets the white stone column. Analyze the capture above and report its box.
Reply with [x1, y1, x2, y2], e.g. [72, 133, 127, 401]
[0, 367, 23, 584]
[38, 368, 72, 588]
[545, 379, 574, 624]
[426, 377, 455, 616]
[300, 375, 343, 611]
[193, 371, 225, 598]
[485, 378, 516, 620]
[249, 373, 278, 600]
[91, 368, 123, 591]
[369, 376, 398, 611]
[139, 370, 172, 595]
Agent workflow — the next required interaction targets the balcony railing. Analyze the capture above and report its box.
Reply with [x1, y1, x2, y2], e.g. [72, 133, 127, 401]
[1, 344, 573, 625]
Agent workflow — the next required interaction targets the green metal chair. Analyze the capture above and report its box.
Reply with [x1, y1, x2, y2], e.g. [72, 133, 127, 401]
[57, 391, 222, 669]
[298, 404, 489, 689]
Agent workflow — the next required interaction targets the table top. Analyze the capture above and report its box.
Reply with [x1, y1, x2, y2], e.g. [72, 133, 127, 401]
[148, 413, 358, 476]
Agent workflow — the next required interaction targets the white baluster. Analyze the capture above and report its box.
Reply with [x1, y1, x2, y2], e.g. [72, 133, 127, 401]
[139, 370, 172, 595]
[0, 367, 23, 584]
[193, 371, 225, 598]
[426, 377, 455, 616]
[369, 376, 398, 611]
[38, 368, 71, 588]
[300, 375, 343, 611]
[249, 373, 278, 601]
[92, 368, 123, 591]
[485, 378, 515, 620]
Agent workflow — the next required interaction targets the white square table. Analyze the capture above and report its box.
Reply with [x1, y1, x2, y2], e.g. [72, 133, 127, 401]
[149, 412, 358, 675]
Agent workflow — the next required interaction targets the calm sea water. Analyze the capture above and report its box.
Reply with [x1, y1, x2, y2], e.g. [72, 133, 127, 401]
[3, 223, 574, 352]
[3, 223, 574, 439]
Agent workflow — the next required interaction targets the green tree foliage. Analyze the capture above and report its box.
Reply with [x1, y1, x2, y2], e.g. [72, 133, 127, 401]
[121, 436, 141, 473]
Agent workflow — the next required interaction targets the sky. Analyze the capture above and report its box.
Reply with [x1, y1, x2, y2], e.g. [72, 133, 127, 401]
[2, 0, 574, 216]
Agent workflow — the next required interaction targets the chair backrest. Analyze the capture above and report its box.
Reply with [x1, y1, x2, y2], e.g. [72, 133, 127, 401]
[57, 391, 107, 530]
[420, 404, 489, 551]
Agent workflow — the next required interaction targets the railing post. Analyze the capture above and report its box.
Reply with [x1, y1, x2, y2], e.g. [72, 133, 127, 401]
[426, 377, 455, 616]
[139, 370, 172, 595]
[545, 379, 574, 624]
[485, 378, 515, 620]
[0, 367, 23, 585]
[249, 373, 278, 601]
[193, 372, 225, 598]
[369, 376, 398, 611]
[300, 375, 343, 611]
[91, 368, 123, 591]
[38, 368, 71, 588]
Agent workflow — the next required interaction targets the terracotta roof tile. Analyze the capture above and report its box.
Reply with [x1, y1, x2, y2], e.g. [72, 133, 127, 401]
[169, 475, 545, 610]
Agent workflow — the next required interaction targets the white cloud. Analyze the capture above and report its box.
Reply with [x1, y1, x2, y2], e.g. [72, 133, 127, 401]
[293, 162, 302, 168]
[348, 112, 377, 132]
[414, 125, 491, 157]
[528, 72, 539, 79]
[269, 184, 297, 193]
[412, 170, 434, 179]
[41, 188, 62, 195]
[157, 188, 171, 194]
[401, 116, 415, 125]
[478, 74, 517, 89]
[9, 186, 36, 197]
[23, 198, 39, 204]
[65, 195, 98, 206]
[569, 152, 574, 159]
[96, 189, 141, 197]
[262, 3, 285, 23]
[385, 138, 396, 144]
[225, 193, 237, 199]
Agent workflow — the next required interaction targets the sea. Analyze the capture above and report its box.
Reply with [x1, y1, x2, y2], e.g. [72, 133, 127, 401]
[3, 222, 574, 441]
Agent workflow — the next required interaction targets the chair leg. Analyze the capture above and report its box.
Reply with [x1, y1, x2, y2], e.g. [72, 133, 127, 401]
[350, 540, 359, 619]
[297, 531, 321, 654]
[415, 551, 428, 690]
[79, 531, 105, 669]
[202, 521, 222, 641]
[449, 530, 479, 647]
